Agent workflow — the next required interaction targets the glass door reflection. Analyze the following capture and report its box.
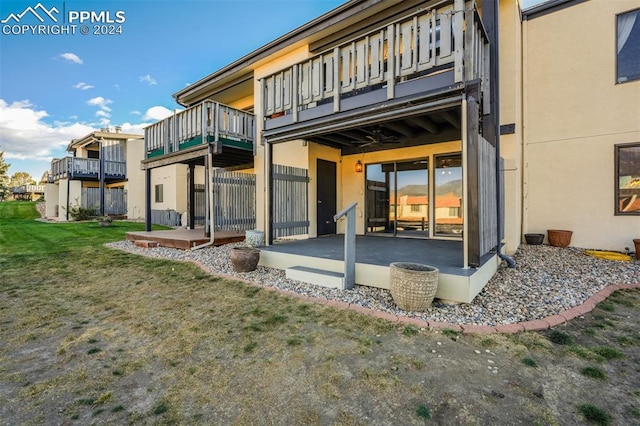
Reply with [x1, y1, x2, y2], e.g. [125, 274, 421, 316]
[366, 159, 429, 237]
[434, 154, 463, 237]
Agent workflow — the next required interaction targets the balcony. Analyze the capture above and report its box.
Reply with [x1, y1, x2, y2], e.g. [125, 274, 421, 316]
[49, 157, 126, 181]
[144, 100, 255, 167]
[262, 0, 489, 142]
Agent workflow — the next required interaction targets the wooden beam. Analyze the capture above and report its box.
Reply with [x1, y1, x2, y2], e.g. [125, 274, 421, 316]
[408, 116, 440, 134]
[383, 121, 419, 138]
[314, 134, 353, 146]
[442, 110, 461, 130]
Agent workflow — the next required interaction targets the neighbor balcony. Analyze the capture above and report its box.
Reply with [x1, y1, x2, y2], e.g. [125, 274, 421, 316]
[49, 157, 126, 181]
[143, 100, 255, 168]
[262, 0, 489, 141]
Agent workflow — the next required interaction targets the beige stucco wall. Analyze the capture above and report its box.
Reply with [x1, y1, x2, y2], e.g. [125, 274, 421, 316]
[151, 164, 189, 213]
[498, 0, 523, 254]
[522, 0, 640, 251]
[44, 183, 59, 218]
[124, 138, 145, 220]
[253, 46, 313, 234]
[56, 179, 82, 221]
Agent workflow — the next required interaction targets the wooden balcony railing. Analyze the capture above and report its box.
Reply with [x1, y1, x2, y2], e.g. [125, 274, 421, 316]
[262, 0, 489, 124]
[144, 100, 255, 159]
[49, 157, 126, 181]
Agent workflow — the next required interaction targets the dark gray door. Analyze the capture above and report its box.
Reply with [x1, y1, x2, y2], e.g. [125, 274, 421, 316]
[317, 159, 336, 236]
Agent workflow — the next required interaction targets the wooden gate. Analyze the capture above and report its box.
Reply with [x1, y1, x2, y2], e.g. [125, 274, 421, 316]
[213, 170, 256, 231]
[271, 164, 309, 240]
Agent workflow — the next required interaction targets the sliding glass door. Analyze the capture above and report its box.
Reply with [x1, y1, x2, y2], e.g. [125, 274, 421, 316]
[365, 154, 462, 239]
[366, 159, 429, 237]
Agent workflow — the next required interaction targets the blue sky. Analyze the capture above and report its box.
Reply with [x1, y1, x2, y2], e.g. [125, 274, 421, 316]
[0, 0, 544, 180]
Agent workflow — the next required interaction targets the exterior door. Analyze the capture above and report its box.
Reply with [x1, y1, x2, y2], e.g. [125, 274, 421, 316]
[316, 159, 337, 236]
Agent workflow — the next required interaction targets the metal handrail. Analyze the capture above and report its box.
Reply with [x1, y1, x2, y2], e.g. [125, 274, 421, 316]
[334, 202, 358, 289]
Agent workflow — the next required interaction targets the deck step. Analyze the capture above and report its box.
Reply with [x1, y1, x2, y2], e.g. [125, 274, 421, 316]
[286, 266, 344, 289]
[134, 239, 159, 248]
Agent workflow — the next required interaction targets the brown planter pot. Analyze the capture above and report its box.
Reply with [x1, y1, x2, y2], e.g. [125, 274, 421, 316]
[389, 262, 439, 311]
[634, 239, 640, 260]
[230, 247, 260, 272]
[547, 230, 572, 247]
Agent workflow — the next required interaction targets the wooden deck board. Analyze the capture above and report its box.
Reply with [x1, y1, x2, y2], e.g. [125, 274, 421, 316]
[126, 229, 245, 250]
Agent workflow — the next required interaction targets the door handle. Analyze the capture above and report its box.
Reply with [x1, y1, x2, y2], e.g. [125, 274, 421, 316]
[318, 200, 322, 204]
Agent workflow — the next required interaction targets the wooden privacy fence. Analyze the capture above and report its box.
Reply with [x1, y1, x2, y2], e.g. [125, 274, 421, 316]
[194, 184, 206, 226]
[271, 164, 309, 239]
[151, 209, 181, 227]
[81, 187, 127, 215]
[478, 137, 498, 256]
[213, 170, 256, 231]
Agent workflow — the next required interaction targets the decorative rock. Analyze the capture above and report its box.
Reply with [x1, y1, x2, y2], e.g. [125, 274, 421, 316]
[105, 241, 640, 327]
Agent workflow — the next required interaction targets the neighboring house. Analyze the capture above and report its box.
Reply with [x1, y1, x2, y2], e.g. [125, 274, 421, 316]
[516, 0, 640, 251]
[10, 184, 45, 201]
[142, 0, 640, 302]
[45, 127, 145, 221]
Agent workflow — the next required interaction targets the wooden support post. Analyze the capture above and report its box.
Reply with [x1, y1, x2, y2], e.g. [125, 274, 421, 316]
[145, 168, 151, 232]
[188, 163, 195, 229]
[465, 84, 481, 268]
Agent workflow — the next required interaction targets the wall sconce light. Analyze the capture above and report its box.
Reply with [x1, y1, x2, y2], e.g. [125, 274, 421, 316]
[355, 160, 363, 173]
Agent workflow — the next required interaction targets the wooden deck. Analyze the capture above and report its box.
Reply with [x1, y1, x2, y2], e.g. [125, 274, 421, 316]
[125, 229, 245, 250]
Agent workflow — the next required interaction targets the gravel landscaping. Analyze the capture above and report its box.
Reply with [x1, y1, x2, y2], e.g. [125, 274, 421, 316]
[107, 241, 640, 327]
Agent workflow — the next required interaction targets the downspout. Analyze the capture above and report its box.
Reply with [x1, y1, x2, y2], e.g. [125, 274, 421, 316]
[191, 148, 216, 250]
[487, 0, 515, 268]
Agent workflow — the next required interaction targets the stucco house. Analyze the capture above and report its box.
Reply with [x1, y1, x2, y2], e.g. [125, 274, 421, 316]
[141, 0, 640, 302]
[45, 127, 146, 221]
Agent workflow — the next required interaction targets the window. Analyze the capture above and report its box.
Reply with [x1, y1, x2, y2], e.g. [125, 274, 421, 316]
[410, 204, 420, 212]
[155, 184, 163, 203]
[615, 143, 640, 215]
[617, 9, 640, 83]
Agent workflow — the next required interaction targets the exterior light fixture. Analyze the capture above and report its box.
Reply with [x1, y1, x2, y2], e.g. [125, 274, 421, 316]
[355, 160, 363, 173]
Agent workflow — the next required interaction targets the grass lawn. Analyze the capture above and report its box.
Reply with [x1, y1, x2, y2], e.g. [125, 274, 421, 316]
[1, 201, 639, 425]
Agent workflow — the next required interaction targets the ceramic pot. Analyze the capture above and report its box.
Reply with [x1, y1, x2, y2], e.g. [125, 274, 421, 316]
[245, 230, 264, 248]
[230, 246, 260, 272]
[547, 230, 572, 247]
[524, 233, 544, 245]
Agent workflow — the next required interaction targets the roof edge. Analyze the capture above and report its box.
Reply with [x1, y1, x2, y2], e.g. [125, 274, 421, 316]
[522, 0, 589, 20]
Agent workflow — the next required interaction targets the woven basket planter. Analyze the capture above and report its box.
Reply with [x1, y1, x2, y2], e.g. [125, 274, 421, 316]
[547, 230, 572, 247]
[389, 262, 439, 311]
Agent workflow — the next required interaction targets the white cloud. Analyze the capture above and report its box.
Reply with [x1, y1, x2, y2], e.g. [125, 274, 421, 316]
[139, 74, 157, 85]
[0, 99, 93, 162]
[60, 52, 83, 64]
[87, 96, 113, 124]
[143, 105, 176, 121]
[87, 96, 112, 110]
[130, 110, 142, 116]
[73, 82, 94, 90]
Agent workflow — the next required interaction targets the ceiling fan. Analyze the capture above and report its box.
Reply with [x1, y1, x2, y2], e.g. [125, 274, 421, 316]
[351, 126, 399, 147]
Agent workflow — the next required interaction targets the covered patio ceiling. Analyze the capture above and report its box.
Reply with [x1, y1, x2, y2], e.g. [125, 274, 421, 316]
[304, 106, 464, 155]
